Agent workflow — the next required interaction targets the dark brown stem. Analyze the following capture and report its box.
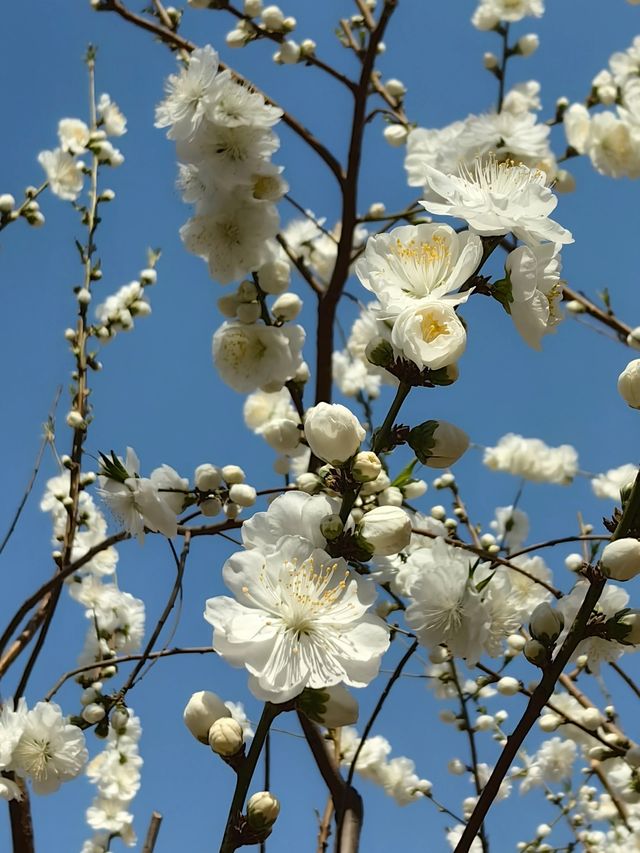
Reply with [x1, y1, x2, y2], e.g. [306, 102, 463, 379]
[142, 811, 163, 853]
[8, 776, 34, 853]
[314, 1, 397, 405]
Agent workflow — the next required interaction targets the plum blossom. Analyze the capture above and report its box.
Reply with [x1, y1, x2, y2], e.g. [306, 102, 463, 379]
[155, 45, 220, 140]
[38, 148, 84, 201]
[11, 702, 88, 794]
[355, 223, 482, 315]
[503, 243, 563, 350]
[204, 535, 389, 702]
[212, 321, 304, 393]
[419, 157, 572, 247]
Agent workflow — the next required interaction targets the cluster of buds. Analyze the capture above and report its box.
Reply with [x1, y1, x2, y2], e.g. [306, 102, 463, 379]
[0, 187, 45, 228]
[218, 279, 301, 325]
[93, 262, 158, 340]
[194, 463, 257, 519]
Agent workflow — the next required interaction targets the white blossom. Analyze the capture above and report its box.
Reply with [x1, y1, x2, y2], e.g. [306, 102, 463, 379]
[38, 148, 84, 201]
[592, 464, 637, 501]
[483, 433, 578, 484]
[212, 321, 304, 393]
[204, 536, 389, 702]
[419, 157, 572, 247]
[11, 702, 88, 794]
[155, 45, 220, 140]
[504, 242, 563, 350]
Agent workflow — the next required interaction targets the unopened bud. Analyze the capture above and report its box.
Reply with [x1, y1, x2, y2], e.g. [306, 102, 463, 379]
[352, 451, 382, 483]
[365, 338, 394, 368]
[320, 513, 344, 541]
[82, 703, 106, 724]
[246, 791, 280, 830]
[208, 717, 244, 756]
[529, 602, 564, 645]
[524, 638, 548, 667]
[183, 691, 231, 743]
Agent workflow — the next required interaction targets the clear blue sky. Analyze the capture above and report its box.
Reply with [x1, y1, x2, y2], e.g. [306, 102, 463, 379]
[2, 1, 640, 850]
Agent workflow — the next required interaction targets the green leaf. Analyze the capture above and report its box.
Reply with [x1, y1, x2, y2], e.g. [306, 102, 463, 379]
[390, 457, 418, 489]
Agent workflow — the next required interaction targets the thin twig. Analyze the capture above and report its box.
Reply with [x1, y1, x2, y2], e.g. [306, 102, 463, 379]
[0, 386, 61, 557]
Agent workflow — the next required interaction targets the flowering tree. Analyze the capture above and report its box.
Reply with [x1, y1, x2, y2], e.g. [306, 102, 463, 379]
[3, 1, 640, 851]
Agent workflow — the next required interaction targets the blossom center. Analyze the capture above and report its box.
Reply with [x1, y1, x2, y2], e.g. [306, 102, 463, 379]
[13, 737, 53, 781]
[419, 311, 450, 343]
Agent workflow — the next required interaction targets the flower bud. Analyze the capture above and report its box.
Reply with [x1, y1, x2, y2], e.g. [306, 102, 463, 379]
[66, 410, 86, 430]
[539, 713, 560, 732]
[229, 483, 257, 507]
[352, 451, 382, 483]
[377, 486, 403, 507]
[524, 638, 548, 667]
[280, 40, 301, 64]
[517, 33, 539, 56]
[244, 0, 262, 15]
[261, 4, 284, 30]
[304, 403, 365, 465]
[222, 465, 245, 484]
[564, 553, 583, 572]
[82, 703, 106, 724]
[218, 294, 240, 318]
[580, 708, 605, 729]
[430, 504, 446, 521]
[357, 505, 411, 556]
[601, 538, 640, 581]
[565, 299, 585, 315]
[296, 472, 321, 494]
[259, 258, 290, 294]
[319, 513, 344, 541]
[110, 706, 130, 732]
[183, 691, 231, 743]
[365, 337, 394, 368]
[225, 502, 240, 519]
[0, 193, 15, 212]
[140, 268, 157, 285]
[496, 676, 520, 696]
[383, 124, 408, 147]
[384, 78, 406, 97]
[368, 202, 386, 217]
[529, 602, 564, 645]
[300, 38, 316, 57]
[226, 28, 248, 47]
[208, 717, 244, 756]
[407, 420, 469, 469]
[201, 497, 223, 517]
[246, 791, 280, 830]
[261, 418, 301, 454]
[618, 359, 640, 409]
[403, 479, 427, 499]
[236, 302, 261, 324]
[483, 52, 499, 70]
[618, 609, 640, 644]
[317, 685, 359, 728]
[195, 463, 223, 491]
[272, 292, 302, 321]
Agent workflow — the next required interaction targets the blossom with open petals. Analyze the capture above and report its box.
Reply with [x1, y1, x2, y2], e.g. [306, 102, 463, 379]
[204, 536, 389, 702]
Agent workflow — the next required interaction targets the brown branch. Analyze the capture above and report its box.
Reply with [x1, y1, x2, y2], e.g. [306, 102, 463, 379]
[8, 775, 34, 853]
[96, 0, 344, 184]
[297, 713, 363, 853]
[276, 233, 324, 297]
[315, 0, 398, 405]
[610, 660, 640, 701]
[562, 283, 633, 345]
[142, 811, 163, 853]
[116, 533, 191, 699]
[455, 472, 640, 852]
[45, 645, 216, 701]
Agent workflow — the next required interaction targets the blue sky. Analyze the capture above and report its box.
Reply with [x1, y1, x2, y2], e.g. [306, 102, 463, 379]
[2, 1, 640, 850]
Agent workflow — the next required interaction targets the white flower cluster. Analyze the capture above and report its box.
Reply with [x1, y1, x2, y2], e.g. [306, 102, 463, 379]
[94, 267, 157, 340]
[339, 726, 432, 806]
[0, 699, 88, 799]
[204, 491, 390, 702]
[483, 432, 578, 483]
[472, 0, 544, 30]
[565, 37, 640, 179]
[405, 537, 551, 664]
[592, 463, 637, 501]
[156, 46, 284, 285]
[40, 470, 146, 680]
[39, 96, 126, 202]
[83, 709, 142, 849]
